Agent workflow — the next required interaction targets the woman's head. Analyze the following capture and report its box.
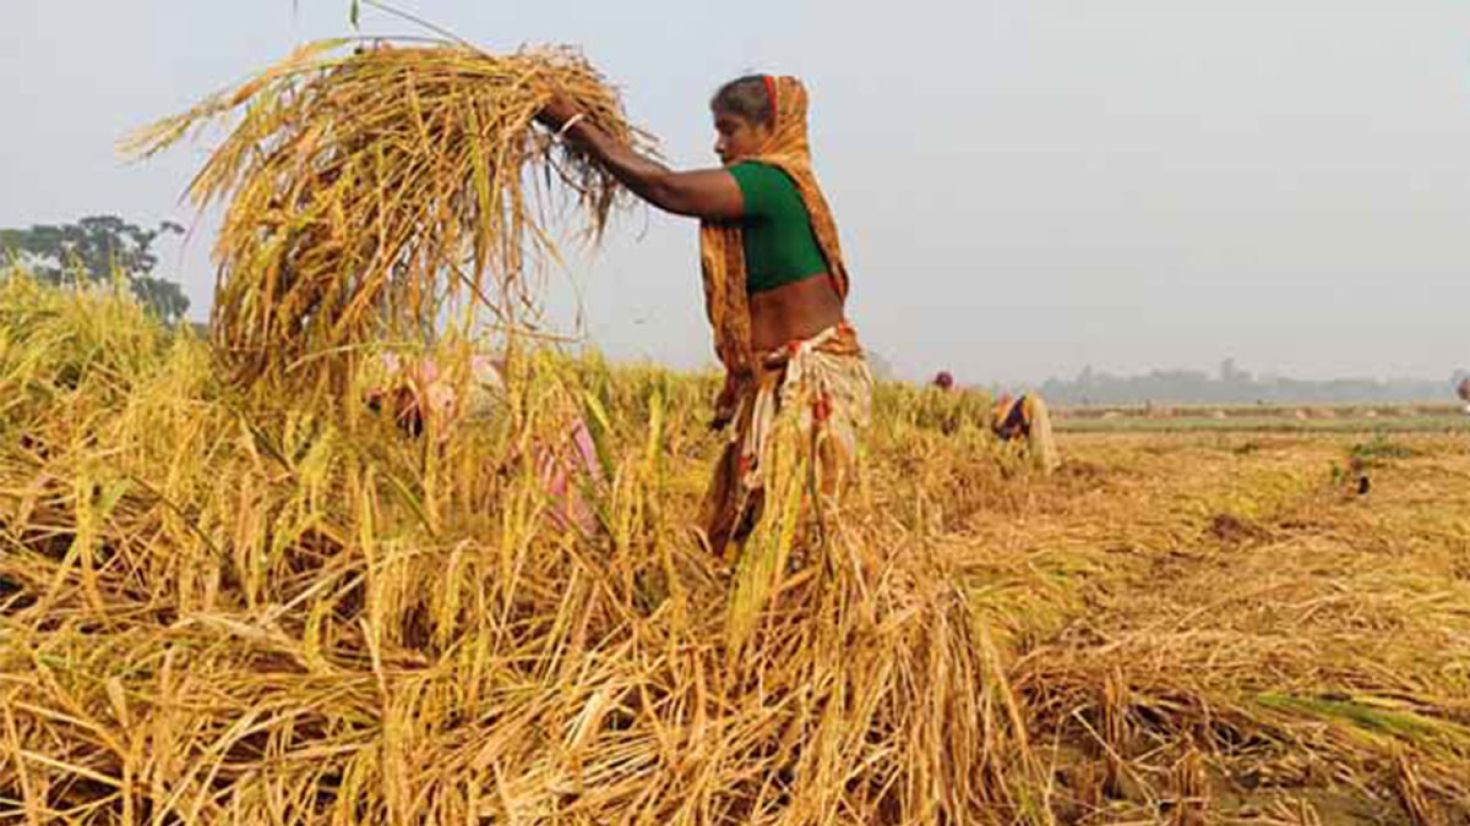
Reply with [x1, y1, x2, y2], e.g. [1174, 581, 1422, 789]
[711, 75, 776, 164]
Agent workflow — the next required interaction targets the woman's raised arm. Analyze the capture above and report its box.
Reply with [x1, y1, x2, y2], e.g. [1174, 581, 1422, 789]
[538, 99, 744, 221]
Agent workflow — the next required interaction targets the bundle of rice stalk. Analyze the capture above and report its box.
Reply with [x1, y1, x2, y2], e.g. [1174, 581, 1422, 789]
[0, 277, 1054, 823]
[125, 38, 651, 390]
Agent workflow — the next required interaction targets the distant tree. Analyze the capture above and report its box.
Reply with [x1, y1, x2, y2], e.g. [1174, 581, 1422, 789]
[0, 215, 190, 324]
[1036, 361, 1451, 406]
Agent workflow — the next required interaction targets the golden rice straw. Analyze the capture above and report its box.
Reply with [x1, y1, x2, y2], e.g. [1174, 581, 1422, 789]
[125, 38, 652, 390]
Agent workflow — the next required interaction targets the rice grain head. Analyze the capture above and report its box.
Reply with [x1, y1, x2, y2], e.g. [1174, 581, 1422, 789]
[124, 39, 653, 392]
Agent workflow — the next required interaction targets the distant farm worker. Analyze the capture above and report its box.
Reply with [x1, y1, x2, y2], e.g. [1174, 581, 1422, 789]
[933, 371, 955, 391]
[991, 392, 1062, 473]
[1458, 376, 1470, 414]
[538, 75, 872, 567]
[366, 354, 604, 533]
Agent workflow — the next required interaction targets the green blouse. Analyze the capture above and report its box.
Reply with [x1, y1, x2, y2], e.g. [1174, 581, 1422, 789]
[727, 162, 828, 294]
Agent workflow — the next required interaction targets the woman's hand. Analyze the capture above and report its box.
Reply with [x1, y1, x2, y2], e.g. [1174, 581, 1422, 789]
[537, 93, 581, 130]
[533, 92, 744, 220]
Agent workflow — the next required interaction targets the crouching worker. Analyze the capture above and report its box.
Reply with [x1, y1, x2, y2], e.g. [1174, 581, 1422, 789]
[990, 392, 1061, 473]
[364, 353, 605, 534]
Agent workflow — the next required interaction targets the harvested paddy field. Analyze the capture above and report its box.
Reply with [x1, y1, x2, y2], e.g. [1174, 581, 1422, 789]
[2, 281, 1468, 823]
[945, 430, 1470, 822]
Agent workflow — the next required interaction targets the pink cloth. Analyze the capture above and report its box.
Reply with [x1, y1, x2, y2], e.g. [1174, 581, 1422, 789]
[368, 354, 604, 534]
[535, 418, 604, 534]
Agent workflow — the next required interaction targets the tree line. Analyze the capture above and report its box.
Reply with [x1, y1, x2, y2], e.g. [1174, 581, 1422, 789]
[1, 215, 191, 324]
[1035, 359, 1462, 406]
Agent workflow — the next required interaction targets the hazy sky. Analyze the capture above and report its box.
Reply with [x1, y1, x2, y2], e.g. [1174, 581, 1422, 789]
[3, 1, 1467, 384]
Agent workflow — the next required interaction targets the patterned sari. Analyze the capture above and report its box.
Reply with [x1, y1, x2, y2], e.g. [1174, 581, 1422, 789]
[700, 323, 871, 558]
[991, 392, 1061, 473]
[693, 76, 870, 648]
[701, 323, 872, 651]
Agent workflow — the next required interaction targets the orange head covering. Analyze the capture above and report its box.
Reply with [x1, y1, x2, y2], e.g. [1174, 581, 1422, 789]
[699, 76, 849, 384]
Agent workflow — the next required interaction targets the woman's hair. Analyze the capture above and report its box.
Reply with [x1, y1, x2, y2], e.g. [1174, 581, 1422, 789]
[711, 75, 774, 126]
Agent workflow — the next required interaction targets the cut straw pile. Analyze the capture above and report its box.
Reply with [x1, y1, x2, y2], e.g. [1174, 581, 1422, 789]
[125, 38, 650, 389]
[0, 273, 1039, 823]
[5, 274, 1470, 822]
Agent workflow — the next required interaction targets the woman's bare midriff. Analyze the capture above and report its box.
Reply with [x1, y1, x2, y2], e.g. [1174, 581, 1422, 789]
[748, 274, 846, 353]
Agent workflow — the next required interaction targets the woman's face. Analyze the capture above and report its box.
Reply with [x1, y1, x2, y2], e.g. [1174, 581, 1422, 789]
[713, 109, 772, 165]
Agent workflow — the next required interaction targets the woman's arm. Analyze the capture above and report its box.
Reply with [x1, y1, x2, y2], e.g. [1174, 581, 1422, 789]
[539, 99, 744, 221]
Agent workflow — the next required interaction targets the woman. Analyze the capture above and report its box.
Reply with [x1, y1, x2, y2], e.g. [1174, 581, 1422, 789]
[365, 353, 605, 534]
[990, 392, 1061, 473]
[538, 75, 872, 563]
